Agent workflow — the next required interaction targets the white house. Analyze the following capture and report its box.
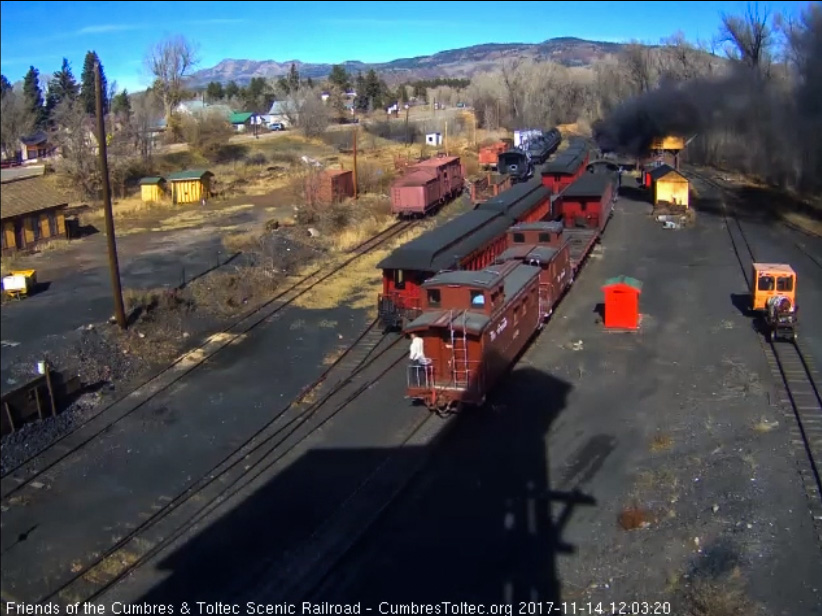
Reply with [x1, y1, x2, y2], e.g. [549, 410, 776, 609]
[425, 132, 443, 146]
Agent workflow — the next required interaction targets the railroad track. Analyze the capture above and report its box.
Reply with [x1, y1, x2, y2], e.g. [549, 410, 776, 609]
[684, 168, 822, 539]
[1, 219, 416, 498]
[19, 318, 408, 607]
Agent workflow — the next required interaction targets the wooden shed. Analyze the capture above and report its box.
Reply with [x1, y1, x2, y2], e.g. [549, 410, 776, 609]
[309, 169, 355, 204]
[1, 175, 69, 254]
[139, 176, 166, 203]
[166, 169, 213, 205]
[649, 164, 689, 208]
[602, 275, 643, 330]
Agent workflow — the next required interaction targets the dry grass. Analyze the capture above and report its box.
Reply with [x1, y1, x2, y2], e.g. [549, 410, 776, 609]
[650, 433, 674, 453]
[149, 204, 254, 233]
[752, 417, 779, 433]
[82, 549, 139, 584]
[186, 265, 284, 318]
[291, 222, 431, 313]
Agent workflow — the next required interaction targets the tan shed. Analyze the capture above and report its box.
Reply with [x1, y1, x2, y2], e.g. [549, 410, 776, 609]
[139, 176, 166, 203]
[166, 169, 213, 205]
[649, 164, 689, 209]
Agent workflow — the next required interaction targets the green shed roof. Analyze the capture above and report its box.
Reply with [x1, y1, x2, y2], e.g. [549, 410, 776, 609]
[229, 112, 254, 124]
[603, 275, 643, 292]
[166, 169, 213, 181]
[139, 176, 165, 185]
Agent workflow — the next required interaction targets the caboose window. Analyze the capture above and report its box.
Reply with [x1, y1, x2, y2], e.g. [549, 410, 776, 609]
[427, 289, 441, 307]
[512, 233, 525, 243]
[538, 233, 551, 243]
[470, 291, 485, 306]
[394, 269, 405, 290]
[777, 276, 793, 292]
[757, 276, 774, 291]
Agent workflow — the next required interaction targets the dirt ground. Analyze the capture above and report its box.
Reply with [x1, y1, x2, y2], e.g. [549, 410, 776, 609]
[304, 194, 822, 615]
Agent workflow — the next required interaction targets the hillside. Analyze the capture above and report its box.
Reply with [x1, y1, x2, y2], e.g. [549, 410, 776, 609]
[189, 37, 626, 86]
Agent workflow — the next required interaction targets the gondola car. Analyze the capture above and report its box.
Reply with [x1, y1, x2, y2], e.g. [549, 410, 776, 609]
[405, 261, 544, 414]
[750, 263, 798, 342]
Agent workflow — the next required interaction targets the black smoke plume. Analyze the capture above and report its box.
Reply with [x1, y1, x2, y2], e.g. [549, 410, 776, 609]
[591, 68, 765, 157]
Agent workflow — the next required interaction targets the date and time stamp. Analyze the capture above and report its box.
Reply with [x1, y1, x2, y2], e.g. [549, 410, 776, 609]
[4, 601, 674, 616]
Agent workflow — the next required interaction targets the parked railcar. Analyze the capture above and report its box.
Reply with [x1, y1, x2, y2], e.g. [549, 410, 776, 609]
[496, 149, 534, 183]
[377, 209, 512, 330]
[540, 148, 589, 194]
[390, 155, 464, 218]
[476, 177, 554, 224]
[554, 171, 618, 231]
[494, 221, 574, 322]
[405, 261, 544, 414]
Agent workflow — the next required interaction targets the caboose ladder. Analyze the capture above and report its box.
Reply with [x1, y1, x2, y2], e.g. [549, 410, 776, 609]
[449, 310, 470, 388]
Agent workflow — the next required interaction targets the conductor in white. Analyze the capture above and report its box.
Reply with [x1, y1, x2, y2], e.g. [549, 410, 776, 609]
[408, 332, 428, 387]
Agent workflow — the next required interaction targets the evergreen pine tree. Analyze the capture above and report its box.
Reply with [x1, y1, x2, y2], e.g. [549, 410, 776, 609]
[80, 51, 107, 115]
[23, 66, 46, 128]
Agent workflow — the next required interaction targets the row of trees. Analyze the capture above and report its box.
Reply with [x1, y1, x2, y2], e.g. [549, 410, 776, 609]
[464, 2, 821, 192]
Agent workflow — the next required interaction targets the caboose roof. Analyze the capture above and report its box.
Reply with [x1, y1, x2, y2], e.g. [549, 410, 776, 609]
[562, 172, 616, 198]
[423, 268, 503, 289]
[377, 210, 512, 272]
[500, 245, 560, 263]
[405, 309, 490, 335]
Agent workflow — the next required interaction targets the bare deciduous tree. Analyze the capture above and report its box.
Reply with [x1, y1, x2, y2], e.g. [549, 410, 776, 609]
[50, 98, 99, 199]
[180, 111, 234, 160]
[282, 87, 330, 138]
[719, 3, 774, 71]
[144, 35, 199, 133]
[0, 88, 35, 159]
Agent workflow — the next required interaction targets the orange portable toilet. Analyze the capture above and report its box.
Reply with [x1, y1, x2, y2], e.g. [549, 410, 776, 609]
[602, 275, 643, 330]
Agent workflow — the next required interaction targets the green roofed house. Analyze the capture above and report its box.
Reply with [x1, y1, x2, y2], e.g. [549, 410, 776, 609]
[166, 169, 214, 205]
[229, 112, 256, 133]
[139, 176, 166, 203]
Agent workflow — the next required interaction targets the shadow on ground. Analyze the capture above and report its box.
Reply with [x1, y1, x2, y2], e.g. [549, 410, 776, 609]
[132, 358, 593, 605]
[691, 181, 822, 228]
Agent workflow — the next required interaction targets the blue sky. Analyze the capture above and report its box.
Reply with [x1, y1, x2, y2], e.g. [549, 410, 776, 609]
[0, 0, 809, 93]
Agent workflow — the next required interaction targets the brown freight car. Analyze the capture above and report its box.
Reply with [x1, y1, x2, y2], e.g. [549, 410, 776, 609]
[494, 221, 574, 321]
[405, 260, 543, 414]
[390, 155, 465, 217]
[307, 169, 355, 205]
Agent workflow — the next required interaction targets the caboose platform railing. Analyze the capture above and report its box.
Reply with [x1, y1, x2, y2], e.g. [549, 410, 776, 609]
[406, 359, 485, 394]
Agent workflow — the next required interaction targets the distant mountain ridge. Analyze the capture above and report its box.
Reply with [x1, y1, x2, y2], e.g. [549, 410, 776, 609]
[189, 37, 626, 86]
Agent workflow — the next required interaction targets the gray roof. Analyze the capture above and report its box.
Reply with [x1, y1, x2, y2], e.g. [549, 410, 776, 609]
[562, 171, 616, 198]
[497, 245, 559, 264]
[542, 150, 586, 174]
[477, 177, 548, 216]
[423, 267, 506, 290]
[509, 221, 564, 234]
[377, 209, 512, 272]
[406, 309, 491, 335]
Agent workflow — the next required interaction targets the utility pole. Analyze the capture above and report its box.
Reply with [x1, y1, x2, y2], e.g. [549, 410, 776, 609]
[352, 125, 358, 200]
[95, 61, 126, 330]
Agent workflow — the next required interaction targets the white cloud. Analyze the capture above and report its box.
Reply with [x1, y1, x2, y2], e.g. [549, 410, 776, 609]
[322, 17, 455, 27]
[75, 24, 147, 35]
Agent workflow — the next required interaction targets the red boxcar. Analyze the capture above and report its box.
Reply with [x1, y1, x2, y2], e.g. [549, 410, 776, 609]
[476, 178, 553, 224]
[390, 155, 465, 217]
[494, 221, 574, 321]
[555, 172, 617, 231]
[405, 260, 543, 414]
[540, 147, 588, 194]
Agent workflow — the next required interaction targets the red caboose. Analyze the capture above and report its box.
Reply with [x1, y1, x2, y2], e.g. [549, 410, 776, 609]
[555, 172, 617, 231]
[494, 221, 574, 321]
[391, 155, 465, 217]
[405, 261, 543, 414]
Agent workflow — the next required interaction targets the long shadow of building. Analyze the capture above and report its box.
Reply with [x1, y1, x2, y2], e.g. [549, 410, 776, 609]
[133, 349, 597, 606]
